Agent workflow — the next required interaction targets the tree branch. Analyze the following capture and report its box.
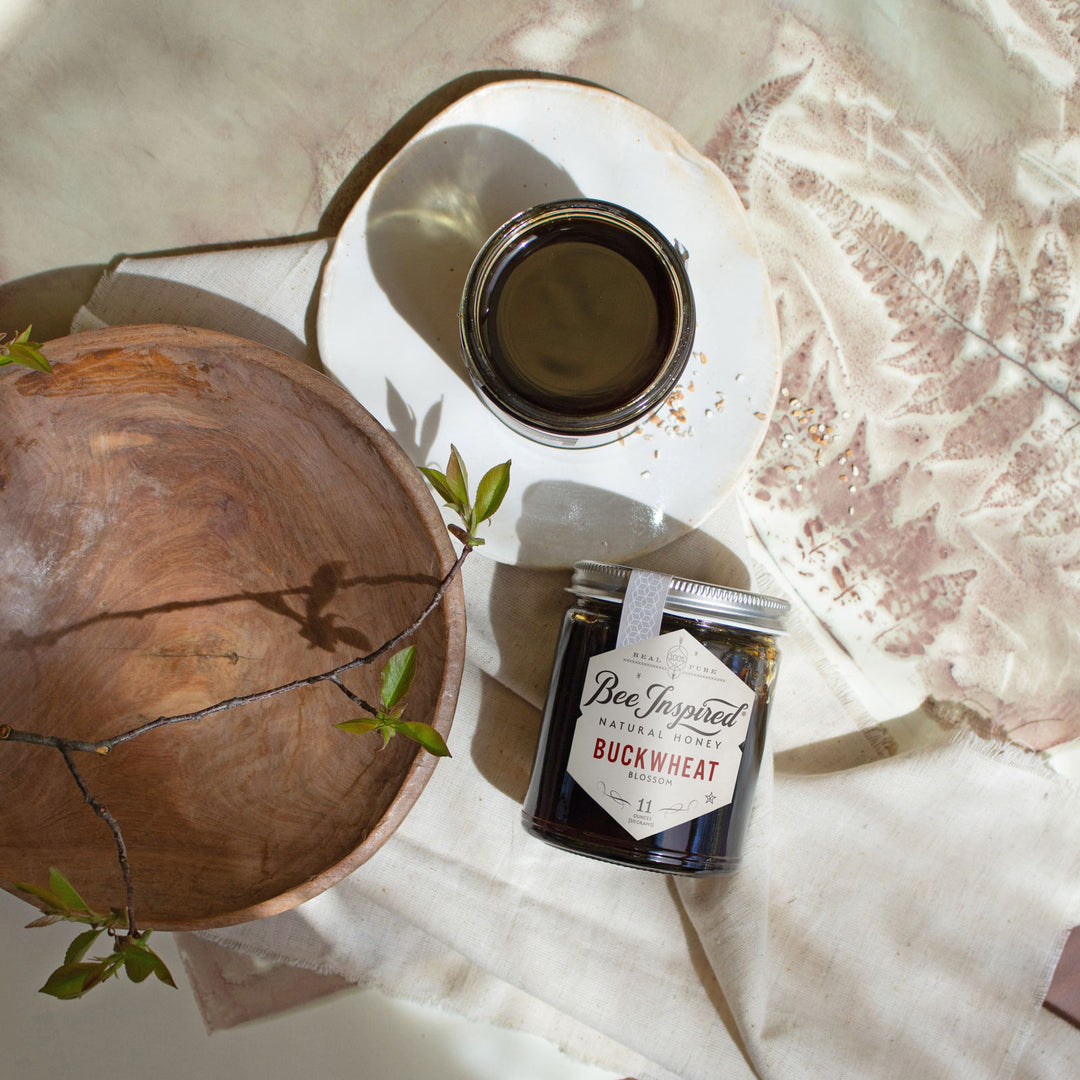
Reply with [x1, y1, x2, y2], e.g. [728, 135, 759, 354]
[1, 543, 472, 933]
[328, 675, 377, 714]
[56, 743, 138, 937]
[1, 544, 472, 756]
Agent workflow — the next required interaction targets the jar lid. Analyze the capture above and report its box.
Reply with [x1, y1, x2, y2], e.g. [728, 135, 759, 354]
[570, 560, 790, 634]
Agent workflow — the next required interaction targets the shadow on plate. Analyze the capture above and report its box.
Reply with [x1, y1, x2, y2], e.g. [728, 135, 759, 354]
[512, 477, 728, 572]
[365, 125, 583, 385]
[383, 378, 444, 465]
[318, 69, 606, 236]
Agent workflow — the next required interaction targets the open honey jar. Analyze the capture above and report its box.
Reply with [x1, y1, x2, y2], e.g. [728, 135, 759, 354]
[459, 200, 696, 448]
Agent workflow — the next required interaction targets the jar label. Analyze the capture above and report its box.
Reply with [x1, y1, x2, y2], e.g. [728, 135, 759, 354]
[566, 628, 756, 840]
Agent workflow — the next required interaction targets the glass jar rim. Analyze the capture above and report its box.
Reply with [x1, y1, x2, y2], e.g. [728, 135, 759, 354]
[459, 199, 696, 447]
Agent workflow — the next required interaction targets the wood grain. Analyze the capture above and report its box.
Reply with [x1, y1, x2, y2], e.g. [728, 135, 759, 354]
[0, 325, 465, 930]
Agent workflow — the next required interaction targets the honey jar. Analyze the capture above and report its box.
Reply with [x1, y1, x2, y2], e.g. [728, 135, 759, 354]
[523, 561, 788, 874]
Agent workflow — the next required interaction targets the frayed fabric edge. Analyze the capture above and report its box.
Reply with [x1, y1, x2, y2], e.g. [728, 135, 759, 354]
[181, 930, 669, 1078]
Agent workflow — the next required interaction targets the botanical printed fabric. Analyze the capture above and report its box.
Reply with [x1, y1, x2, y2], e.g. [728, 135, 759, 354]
[702, 3, 1080, 750]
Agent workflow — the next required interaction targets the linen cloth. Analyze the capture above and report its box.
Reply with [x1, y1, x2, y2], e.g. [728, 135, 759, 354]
[72, 237, 1080, 1080]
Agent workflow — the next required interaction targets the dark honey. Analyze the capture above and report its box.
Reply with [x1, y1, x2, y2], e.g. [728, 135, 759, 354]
[460, 200, 695, 448]
[480, 222, 675, 416]
[522, 563, 788, 875]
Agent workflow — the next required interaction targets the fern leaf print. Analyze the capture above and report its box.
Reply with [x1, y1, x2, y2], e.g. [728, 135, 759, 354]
[725, 34, 1080, 750]
[704, 65, 811, 208]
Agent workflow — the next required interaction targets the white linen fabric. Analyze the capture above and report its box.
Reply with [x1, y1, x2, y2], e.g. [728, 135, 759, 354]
[71, 234, 1080, 1079]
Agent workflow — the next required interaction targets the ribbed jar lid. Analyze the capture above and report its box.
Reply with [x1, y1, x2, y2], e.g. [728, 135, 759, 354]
[569, 560, 790, 634]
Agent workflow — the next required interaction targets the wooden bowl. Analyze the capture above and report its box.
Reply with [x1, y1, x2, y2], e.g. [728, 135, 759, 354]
[0, 325, 465, 930]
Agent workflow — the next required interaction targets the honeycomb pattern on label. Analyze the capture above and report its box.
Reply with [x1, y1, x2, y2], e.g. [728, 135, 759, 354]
[616, 570, 673, 648]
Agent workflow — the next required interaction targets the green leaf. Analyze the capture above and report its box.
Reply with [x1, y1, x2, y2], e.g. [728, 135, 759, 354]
[474, 461, 511, 524]
[39, 962, 104, 1000]
[121, 933, 176, 987]
[14, 881, 66, 914]
[380, 646, 416, 711]
[337, 716, 400, 747]
[334, 718, 380, 736]
[48, 867, 90, 913]
[2, 327, 51, 372]
[396, 721, 451, 757]
[6, 342, 52, 372]
[65, 928, 103, 966]
[151, 950, 178, 988]
[84, 964, 114, 993]
[418, 467, 459, 508]
[444, 445, 469, 506]
[122, 941, 158, 983]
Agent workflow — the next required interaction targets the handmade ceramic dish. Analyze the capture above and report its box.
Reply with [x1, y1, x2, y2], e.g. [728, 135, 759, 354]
[0, 325, 465, 930]
[317, 78, 780, 567]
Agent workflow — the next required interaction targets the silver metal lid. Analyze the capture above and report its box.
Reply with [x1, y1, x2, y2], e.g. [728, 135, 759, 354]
[570, 560, 790, 634]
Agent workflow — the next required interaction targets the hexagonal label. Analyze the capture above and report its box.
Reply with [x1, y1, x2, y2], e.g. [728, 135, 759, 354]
[566, 629, 755, 840]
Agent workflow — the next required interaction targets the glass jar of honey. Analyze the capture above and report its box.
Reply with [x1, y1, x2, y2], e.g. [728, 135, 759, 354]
[523, 561, 788, 874]
[459, 200, 695, 448]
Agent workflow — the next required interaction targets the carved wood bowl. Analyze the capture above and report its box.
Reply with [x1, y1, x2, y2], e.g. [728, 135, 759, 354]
[0, 325, 466, 930]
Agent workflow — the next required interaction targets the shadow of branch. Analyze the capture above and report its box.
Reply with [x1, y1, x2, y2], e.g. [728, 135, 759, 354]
[6, 562, 443, 655]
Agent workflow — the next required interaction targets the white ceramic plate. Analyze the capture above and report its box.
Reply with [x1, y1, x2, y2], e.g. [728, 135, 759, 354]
[317, 79, 779, 567]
